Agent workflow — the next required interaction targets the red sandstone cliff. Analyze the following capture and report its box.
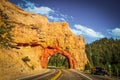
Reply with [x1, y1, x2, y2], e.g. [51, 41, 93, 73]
[0, 0, 88, 80]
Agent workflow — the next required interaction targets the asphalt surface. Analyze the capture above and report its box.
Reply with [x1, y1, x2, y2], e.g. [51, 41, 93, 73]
[17, 69, 92, 80]
[58, 69, 91, 80]
[17, 69, 119, 80]
[17, 69, 58, 80]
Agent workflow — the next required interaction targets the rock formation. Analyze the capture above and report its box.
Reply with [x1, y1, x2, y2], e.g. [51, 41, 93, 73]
[0, 0, 88, 80]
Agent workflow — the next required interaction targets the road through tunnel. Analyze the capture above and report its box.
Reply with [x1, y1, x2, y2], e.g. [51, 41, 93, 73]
[47, 53, 70, 69]
[40, 46, 76, 69]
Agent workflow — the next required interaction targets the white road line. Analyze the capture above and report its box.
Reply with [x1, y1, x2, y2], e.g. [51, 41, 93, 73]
[16, 69, 51, 80]
[70, 69, 93, 80]
[34, 69, 56, 80]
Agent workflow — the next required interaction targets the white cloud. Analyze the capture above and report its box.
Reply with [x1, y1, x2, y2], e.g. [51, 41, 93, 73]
[25, 6, 54, 15]
[107, 28, 120, 39]
[18, 0, 68, 22]
[71, 28, 82, 35]
[71, 24, 105, 38]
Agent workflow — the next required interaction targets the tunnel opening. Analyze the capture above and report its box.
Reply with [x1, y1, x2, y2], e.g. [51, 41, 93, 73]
[47, 53, 70, 69]
[41, 46, 76, 69]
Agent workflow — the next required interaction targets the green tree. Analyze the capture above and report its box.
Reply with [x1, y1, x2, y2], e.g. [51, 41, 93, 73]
[47, 53, 70, 68]
[86, 38, 120, 76]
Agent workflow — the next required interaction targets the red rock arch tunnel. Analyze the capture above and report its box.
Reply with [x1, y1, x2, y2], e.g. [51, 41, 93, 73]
[16, 42, 76, 69]
[41, 46, 76, 69]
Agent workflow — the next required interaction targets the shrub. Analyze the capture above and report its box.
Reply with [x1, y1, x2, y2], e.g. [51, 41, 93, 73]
[0, 10, 14, 48]
[22, 56, 30, 62]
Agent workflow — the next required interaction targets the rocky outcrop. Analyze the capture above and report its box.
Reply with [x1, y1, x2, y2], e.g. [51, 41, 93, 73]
[0, 0, 88, 80]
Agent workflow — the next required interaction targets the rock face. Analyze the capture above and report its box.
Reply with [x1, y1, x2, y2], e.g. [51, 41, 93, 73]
[0, 0, 88, 80]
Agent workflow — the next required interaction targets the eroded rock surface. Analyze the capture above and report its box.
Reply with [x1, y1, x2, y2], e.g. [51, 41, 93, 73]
[0, 0, 88, 80]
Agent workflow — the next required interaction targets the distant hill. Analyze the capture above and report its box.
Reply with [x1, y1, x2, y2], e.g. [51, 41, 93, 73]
[85, 38, 120, 75]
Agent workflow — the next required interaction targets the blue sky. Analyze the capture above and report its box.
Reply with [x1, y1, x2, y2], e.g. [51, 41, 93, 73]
[9, 0, 120, 43]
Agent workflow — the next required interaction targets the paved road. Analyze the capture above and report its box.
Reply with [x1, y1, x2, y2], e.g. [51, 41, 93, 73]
[17, 69, 58, 80]
[58, 69, 91, 80]
[17, 69, 92, 80]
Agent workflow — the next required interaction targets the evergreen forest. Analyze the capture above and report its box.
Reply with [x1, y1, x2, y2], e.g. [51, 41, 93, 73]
[85, 38, 120, 76]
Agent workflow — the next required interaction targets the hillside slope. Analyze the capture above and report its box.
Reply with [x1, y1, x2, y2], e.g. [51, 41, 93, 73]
[0, 0, 87, 79]
[86, 38, 120, 75]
